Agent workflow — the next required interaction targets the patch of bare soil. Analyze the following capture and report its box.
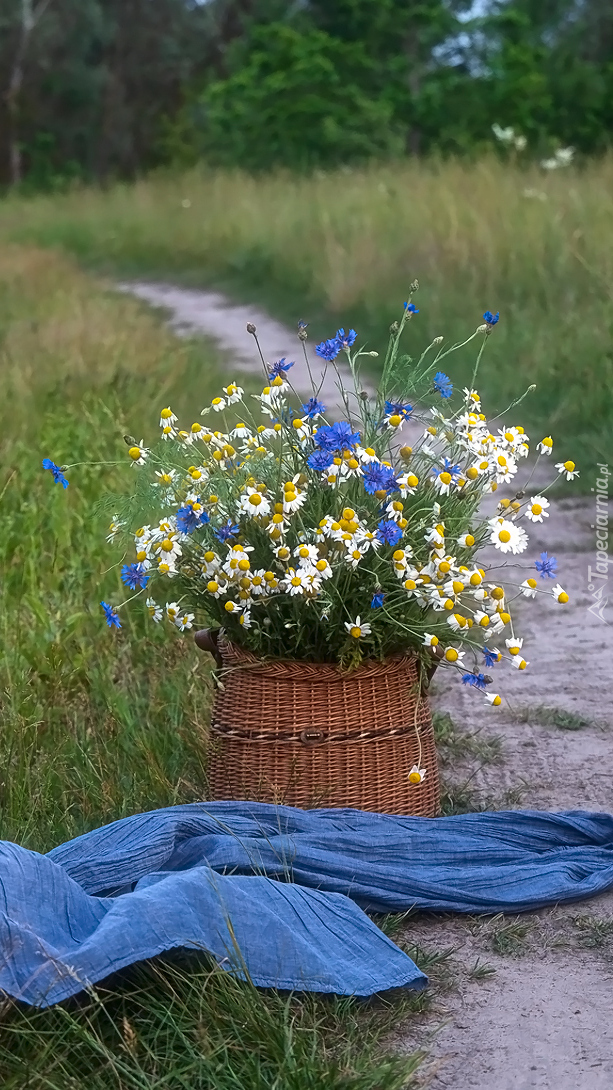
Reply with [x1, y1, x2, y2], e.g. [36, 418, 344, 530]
[397, 495, 613, 1089]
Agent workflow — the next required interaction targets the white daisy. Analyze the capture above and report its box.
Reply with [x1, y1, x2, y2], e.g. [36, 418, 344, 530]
[489, 518, 528, 554]
[485, 693, 502, 706]
[524, 496, 550, 522]
[555, 460, 579, 481]
[551, 583, 569, 603]
[223, 383, 244, 404]
[511, 655, 529, 670]
[537, 437, 553, 455]
[175, 611, 195, 631]
[127, 440, 149, 466]
[505, 637, 523, 655]
[344, 616, 372, 638]
[146, 598, 163, 623]
[205, 578, 227, 598]
[239, 487, 271, 518]
[408, 764, 427, 784]
[423, 633, 439, 647]
[520, 578, 538, 598]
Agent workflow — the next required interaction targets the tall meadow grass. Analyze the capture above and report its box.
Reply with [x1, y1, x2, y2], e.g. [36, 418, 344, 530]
[2, 157, 612, 473]
[0, 245, 425, 1087]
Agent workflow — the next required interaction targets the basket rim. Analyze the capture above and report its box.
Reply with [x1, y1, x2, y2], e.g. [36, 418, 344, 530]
[216, 630, 428, 682]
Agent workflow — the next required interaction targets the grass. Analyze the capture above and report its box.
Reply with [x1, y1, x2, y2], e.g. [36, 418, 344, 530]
[0, 244, 425, 1086]
[1, 157, 612, 476]
[471, 914, 534, 957]
[513, 705, 599, 731]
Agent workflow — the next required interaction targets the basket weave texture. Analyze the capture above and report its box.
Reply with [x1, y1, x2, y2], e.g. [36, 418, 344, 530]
[206, 634, 440, 816]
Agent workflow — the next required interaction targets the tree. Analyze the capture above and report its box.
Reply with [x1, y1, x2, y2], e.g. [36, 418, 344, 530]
[3, 0, 53, 185]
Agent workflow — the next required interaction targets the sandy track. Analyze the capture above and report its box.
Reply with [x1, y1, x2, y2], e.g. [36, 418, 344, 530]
[117, 280, 375, 413]
[120, 279, 612, 1090]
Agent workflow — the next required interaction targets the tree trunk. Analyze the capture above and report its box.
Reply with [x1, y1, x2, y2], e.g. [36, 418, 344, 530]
[5, 0, 52, 186]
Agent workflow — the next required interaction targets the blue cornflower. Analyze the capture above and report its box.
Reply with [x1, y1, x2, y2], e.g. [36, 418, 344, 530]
[335, 327, 357, 350]
[301, 397, 326, 419]
[461, 672, 490, 690]
[215, 520, 240, 543]
[314, 421, 361, 452]
[483, 647, 500, 668]
[101, 601, 121, 629]
[431, 457, 462, 483]
[176, 505, 210, 534]
[42, 458, 69, 489]
[377, 519, 403, 546]
[371, 591, 385, 609]
[385, 399, 413, 420]
[535, 551, 558, 579]
[121, 563, 149, 591]
[307, 449, 334, 472]
[315, 337, 341, 362]
[433, 371, 453, 398]
[483, 310, 500, 325]
[362, 462, 397, 495]
[268, 357, 295, 380]
[404, 302, 419, 314]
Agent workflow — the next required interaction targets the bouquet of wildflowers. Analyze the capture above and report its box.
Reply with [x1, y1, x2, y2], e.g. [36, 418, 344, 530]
[45, 289, 577, 705]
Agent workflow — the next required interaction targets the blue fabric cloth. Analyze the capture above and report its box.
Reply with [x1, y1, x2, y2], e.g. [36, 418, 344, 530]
[3, 802, 613, 1008]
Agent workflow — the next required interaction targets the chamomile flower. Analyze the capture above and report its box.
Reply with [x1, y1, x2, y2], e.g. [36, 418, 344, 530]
[485, 692, 502, 707]
[106, 517, 123, 542]
[175, 611, 195, 631]
[146, 598, 163, 623]
[206, 578, 227, 598]
[211, 396, 226, 412]
[239, 610, 253, 628]
[284, 568, 316, 596]
[408, 765, 427, 784]
[423, 633, 439, 647]
[537, 437, 553, 455]
[239, 487, 272, 518]
[489, 518, 528, 554]
[505, 637, 523, 655]
[457, 532, 476, 549]
[159, 407, 178, 429]
[294, 543, 319, 564]
[524, 496, 550, 522]
[127, 441, 149, 466]
[520, 578, 538, 597]
[442, 646, 465, 664]
[312, 558, 333, 580]
[154, 469, 176, 489]
[511, 655, 529, 670]
[223, 383, 244, 404]
[165, 602, 180, 624]
[344, 616, 372, 638]
[555, 460, 579, 481]
[551, 583, 569, 603]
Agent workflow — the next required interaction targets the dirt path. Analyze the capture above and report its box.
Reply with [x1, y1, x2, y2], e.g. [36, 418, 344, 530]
[121, 279, 612, 1089]
[400, 495, 613, 1089]
[118, 280, 375, 412]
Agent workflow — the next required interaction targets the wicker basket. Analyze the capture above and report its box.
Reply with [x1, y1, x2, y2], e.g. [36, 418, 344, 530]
[201, 630, 440, 817]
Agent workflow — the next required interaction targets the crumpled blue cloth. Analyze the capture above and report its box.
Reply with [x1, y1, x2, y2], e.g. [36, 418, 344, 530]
[2, 802, 613, 1008]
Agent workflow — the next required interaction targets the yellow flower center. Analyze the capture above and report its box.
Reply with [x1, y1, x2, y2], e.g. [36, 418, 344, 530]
[224, 601, 236, 612]
[438, 561, 451, 574]
[407, 474, 419, 487]
[491, 586, 505, 600]
[291, 576, 302, 587]
[439, 471, 452, 485]
[564, 460, 575, 472]
[350, 626, 362, 638]
[160, 407, 173, 419]
[399, 446, 412, 459]
[452, 581, 464, 594]
[238, 559, 250, 571]
[470, 572, 482, 585]
[531, 503, 542, 515]
[466, 467, 478, 480]
[408, 771, 422, 784]
[248, 493, 262, 506]
[161, 539, 174, 552]
[429, 635, 439, 646]
[389, 414, 402, 427]
[128, 446, 142, 461]
[492, 695, 502, 706]
[445, 648, 458, 662]
[498, 529, 511, 543]
[558, 591, 569, 603]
